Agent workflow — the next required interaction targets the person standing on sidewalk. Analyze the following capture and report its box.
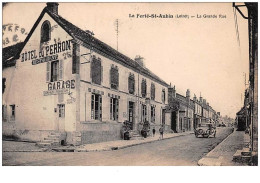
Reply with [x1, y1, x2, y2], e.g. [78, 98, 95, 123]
[152, 127, 156, 137]
[159, 125, 164, 140]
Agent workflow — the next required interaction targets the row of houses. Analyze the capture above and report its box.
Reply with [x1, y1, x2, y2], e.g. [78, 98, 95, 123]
[2, 3, 219, 145]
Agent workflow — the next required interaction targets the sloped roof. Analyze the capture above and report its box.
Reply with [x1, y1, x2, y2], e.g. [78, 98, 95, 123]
[2, 42, 24, 68]
[14, 7, 168, 87]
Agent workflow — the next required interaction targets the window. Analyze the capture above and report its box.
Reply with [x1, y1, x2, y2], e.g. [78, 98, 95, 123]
[162, 89, 166, 103]
[51, 61, 59, 82]
[151, 106, 155, 123]
[2, 78, 6, 94]
[128, 73, 135, 94]
[46, 60, 63, 82]
[110, 98, 119, 121]
[141, 79, 147, 98]
[58, 104, 65, 118]
[110, 65, 119, 90]
[141, 104, 147, 123]
[2, 105, 7, 122]
[41, 21, 51, 43]
[91, 57, 102, 85]
[91, 93, 102, 120]
[10, 104, 15, 120]
[151, 83, 155, 100]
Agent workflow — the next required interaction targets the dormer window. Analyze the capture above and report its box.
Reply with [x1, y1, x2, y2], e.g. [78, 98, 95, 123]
[41, 20, 51, 43]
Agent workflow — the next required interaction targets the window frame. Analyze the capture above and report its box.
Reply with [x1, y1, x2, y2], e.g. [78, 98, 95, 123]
[58, 104, 65, 118]
[110, 97, 119, 121]
[91, 93, 102, 121]
[91, 57, 102, 85]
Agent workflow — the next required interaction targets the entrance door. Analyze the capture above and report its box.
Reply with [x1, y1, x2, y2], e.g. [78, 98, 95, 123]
[171, 111, 177, 132]
[128, 102, 134, 130]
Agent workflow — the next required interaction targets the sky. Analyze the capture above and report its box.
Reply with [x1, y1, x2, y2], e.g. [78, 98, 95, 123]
[2, 2, 250, 118]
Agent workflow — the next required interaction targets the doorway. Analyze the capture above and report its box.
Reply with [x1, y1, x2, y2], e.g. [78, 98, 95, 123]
[171, 111, 177, 132]
[128, 101, 134, 130]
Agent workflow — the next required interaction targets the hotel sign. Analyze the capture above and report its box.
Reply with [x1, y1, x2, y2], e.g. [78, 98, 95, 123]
[20, 40, 71, 64]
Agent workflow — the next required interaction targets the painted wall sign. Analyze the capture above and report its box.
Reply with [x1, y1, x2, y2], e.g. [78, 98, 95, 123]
[47, 80, 75, 91]
[43, 88, 69, 96]
[21, 40, 71, 63]
[32, 54, 58, 65]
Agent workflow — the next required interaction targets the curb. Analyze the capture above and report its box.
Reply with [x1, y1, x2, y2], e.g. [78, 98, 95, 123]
[55, 132, 192, 152]
[197, 128, 235, 166]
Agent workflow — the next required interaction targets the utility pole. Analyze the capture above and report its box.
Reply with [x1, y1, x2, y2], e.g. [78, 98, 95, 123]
[114, 19, 119, 51]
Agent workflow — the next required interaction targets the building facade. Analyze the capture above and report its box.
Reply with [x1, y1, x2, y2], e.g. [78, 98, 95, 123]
[2, 3, 170, 145]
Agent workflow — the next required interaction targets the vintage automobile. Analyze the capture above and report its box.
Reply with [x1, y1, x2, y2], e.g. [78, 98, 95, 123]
[194, 123, 216, 138]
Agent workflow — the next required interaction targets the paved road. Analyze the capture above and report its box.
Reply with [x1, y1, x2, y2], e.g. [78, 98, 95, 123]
[3, 127, 233, 166]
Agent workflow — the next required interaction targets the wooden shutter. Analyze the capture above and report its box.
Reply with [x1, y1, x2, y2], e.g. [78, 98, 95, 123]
[99, 96, 102, 120]
[46, 62, 50, 82]
[116, 99, 119, 121]
[59, 60, 63, 80]
[91, 94, 94, 119]
[110, 98, 113, 120]
[101, 65, 103, 83]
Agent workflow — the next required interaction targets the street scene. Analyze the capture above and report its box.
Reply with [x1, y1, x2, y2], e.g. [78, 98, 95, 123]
[1, 1, 258, 169]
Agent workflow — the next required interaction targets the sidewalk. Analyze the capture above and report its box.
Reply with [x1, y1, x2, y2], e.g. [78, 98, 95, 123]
[2, 140, 48, 152]
[198, 129, 249, 166]
[52, 131, 193, 152]
[3, 131, 193, 153]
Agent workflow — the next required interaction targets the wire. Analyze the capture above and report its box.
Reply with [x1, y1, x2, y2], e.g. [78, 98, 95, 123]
[233, 6, 241, 48]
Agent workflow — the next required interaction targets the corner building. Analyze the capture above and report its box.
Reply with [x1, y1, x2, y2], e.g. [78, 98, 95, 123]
[2, 3, 170, 145]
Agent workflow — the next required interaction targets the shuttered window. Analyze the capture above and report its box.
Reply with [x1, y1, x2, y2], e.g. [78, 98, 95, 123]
[151, 83, 155, 100]
[110, 97, 119, 121]
[110, 66, 119, 90]
[141, 104, 147, 123]
[141, 79, 147, 98]
[128, 73, 135, 94]
[51, 61, 59, 82]
[91, 58, 102, 85]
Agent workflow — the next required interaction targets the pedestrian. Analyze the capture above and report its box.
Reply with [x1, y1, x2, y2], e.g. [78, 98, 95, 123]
[152, 127, 156, 137]
[159, 125, 164, 140]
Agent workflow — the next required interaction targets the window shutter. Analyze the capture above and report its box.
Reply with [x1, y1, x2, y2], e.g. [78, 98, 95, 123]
[101, 65, 103, 83]
[59, 60, 63, 80]
[110, 98, 113, 120]
[116, 99, 119, 121]
[46, 62, 50, 82]
[91, 94, 94, 119]
[99, 96, 102, 120]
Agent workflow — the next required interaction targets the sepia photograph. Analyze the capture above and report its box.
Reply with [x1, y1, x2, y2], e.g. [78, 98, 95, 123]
[1, 1, 258, 169]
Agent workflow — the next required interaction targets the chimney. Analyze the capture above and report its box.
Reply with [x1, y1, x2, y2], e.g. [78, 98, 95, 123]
[168, 85, 176, 103]
[193, 94, 197, 102]
[186, 89, 190, 105]
[135, 55, 145, 67]
[46, 2, 59, 14]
